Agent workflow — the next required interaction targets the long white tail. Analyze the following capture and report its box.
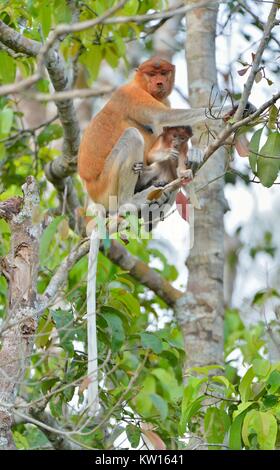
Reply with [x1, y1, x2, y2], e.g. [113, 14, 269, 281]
[87, 228, 100, 416]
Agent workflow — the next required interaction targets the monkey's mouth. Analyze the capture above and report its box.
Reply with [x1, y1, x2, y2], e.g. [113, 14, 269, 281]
[154, 88, 166, 98]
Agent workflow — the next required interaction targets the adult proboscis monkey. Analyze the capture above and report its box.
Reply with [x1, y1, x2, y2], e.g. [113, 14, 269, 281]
[78, 56, 234, 211]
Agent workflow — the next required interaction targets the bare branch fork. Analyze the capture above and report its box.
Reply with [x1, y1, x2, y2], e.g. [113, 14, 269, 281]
[201, 0, 279, 166]
[203, 91, 280, 164]
[234, 1, 279, 121]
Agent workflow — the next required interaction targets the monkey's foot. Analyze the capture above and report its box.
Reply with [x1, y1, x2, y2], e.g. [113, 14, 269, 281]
[179, 169, 193, 186]
[132, 162, 144, 174]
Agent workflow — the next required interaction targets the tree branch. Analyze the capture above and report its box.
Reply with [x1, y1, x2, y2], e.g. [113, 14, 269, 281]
[39, 234, 182, 311]
[202, 91, 280, 163]
[234, 1, 279, 121]
[0, 20, 80, 216]
[24, 86, 114, 102]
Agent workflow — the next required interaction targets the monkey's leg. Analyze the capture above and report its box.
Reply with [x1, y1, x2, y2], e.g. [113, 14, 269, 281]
[85, 128, 144, 210]
[115, 128, 145, 206]
[135, 165, 157, 193]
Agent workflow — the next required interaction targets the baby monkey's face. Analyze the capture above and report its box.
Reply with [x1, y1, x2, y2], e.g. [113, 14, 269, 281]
[162, 126, 193, 147]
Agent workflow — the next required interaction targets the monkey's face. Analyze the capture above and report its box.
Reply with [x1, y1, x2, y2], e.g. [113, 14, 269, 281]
[136, 58, 175, 100]
[163, 126, 193, 146]
[143, 69, 174, 100]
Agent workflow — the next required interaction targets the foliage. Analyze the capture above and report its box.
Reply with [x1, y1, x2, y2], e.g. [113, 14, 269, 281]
[0, 0, 280, 451]
[178, 308, 280, 450]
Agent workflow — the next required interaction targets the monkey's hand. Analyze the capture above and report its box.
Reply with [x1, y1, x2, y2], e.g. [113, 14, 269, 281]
[132, 162, 144, 174]
[169, 148, 179, 161]
[178, 169, 193, 185]
[223, 101, 257, 122]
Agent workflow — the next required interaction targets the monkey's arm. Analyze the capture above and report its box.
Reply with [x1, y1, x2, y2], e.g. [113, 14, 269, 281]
[123, 85, 234, 130]
[152, 102, 256, 128]
[153, 106, 232, 128]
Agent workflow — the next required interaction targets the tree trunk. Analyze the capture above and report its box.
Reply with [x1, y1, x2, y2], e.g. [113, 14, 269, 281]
[176, 0, 226, 367]
[0, 177, 41, 449]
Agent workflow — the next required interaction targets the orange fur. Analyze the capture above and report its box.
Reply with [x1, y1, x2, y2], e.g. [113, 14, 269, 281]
[135, 126, 193, 192]
[147, 126, 193, 164]
[78, 58, 175, 207]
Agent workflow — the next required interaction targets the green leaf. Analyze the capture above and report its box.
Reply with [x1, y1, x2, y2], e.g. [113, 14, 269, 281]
[54, 0, 72, 23]
[109, 289, 140, 317]
[41, 377, 59, 393]
[38, 124, 63, 146]
[13, 431, 29, 450]
[39, 0, 52, 38]
[105, 46, 119, 68]
[211, 375, 235, 392]
[35, 314, 54, 348]
[51, 309, 75, 354]
[141, 376, 156, 394]
[179, 377, 207, 434]
[242, 410, 277, 450]
[152, 368, 181, 401]
[204, 408, 230, 447]
[126, 424, 141, 448]
[103, 312, 125, 352]
[267, 369, 280, 393]
[36, 79, 50, 93]
[109, 276, 134, 293]
[252, 359, 271, 377]
[150, 393, 168, 420]
[0, 51, 16, 84]
[190, 364, 224, 375]
[115, 35, 126, 56]
[49, 395, 63, 418]
[186, 395, 205, 423]
[135, 391, 153, 417]
[0, 142, 5, 160]
[229, 412, 246, 450]
[80, 45, 102, 82]
[252, 288, 280, 305]
[257, 131, 280, 187]
[248, 128, 263, 174]
[123, 0, 139, 15]
[94, 0, 106, 15]
[263, 394, 279, 409]
[233, 402, 254, 419]
[239, 367, 254, 402]
[268, 105, 278, 130]
[140, 332, 163, 354]
[39, 216, 64, 264]
[0, 107, 14, 137]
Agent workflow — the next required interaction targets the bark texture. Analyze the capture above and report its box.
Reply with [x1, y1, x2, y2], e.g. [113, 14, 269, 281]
[0, 177, 41, 449]
[176, 0, 226, 366]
